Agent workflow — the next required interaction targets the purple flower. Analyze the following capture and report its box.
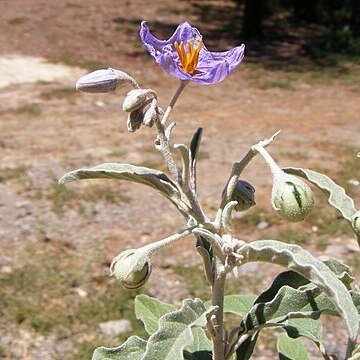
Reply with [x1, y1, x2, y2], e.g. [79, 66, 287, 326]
[140, 21, 245, 85]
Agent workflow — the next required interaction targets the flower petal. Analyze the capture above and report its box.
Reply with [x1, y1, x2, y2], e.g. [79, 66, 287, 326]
[139, 21, 245, 85]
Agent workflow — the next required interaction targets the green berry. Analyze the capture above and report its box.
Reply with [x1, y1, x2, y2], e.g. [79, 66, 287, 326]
[111, 250, 151, 290]
[272, 175, 314, 222]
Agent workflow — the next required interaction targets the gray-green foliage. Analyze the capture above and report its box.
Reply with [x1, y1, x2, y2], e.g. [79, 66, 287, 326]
[277, 334, 309, 360]
[62, 57, 360, 360]
[92, 298, 215, 360]
[238, 240, 359, 344]
[59, 163, 191, 215]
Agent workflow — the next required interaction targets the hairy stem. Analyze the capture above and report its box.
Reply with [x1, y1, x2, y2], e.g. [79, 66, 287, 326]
[212, 257, 226, 360]
[144, 225, 198, 255]
[215, 130, 281, 230]
[161, 80, 189, 126]
[156, 80, 189, 181]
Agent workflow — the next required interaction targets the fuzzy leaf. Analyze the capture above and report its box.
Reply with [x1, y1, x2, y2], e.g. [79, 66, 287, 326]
[238, 240, 359, 348]
[92, 336, 146, 360]
[323, 257, 354, 289]
[184, 327, 212, 359]
[283, 167, 357, 223]
[256, 257, 354, 305]
[223, 295, 257, 317]
[240, 285, 330, 339]
[189, 127, 203, 191]
[142, 298, 216, 360]
[235, 332, 259, 360]
[59, 163, 188, 209]
[277, 334, 309, 360]
[255, 270, 309, 304]
[284, 318, 322, 342]
[135, 294, 176, 335]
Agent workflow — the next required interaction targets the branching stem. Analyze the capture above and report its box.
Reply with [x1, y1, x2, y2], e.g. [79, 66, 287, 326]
[212, 257, 226, 360]
[156, 80, 189, 182]
[161, 80, 189, 126]
[215, 130, 281, 230]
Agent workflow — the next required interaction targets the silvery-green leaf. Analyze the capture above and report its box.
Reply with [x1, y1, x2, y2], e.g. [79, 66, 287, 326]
[174, 143, 190, 187]
[59, 163, 190, 211]
[235, 332, 259, 360]
[257, 257, 354, 305]
[134, 294, 176, 335]
[92, 336, 146, 360]
[204, 295, 256, 318]
[240, 285, 332, 336]
[142, 298, 216, 360]
[323, 257, 354, 289]
[223, 295, 257, 317]
[238, 240, 359, 350]
[196, 235, 214, 285]
[277, 333, 309, 360]
[284, 318, 322, 343]
[189, 127, 203, 192]
[283, 167, 357, 223]
[185, 327, 212, 358]
[255, 270, 309, 304]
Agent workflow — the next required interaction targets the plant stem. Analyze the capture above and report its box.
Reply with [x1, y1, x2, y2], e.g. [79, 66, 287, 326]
[212, 256, 226, 360]
[215, 130, 281, 230]
[161, 80, 189, 126]
[156, 80, 189, 181]
[144, 226, 197, 255]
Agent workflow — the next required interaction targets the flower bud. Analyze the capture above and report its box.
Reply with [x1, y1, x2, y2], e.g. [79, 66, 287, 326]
[76, 68, 132, 93]
[230, 180, 256, 211]
[352, 211, 360, 235]
[122, 89, 150, 112]
[110, 249, 152, 290]
[272, 174, 314, 222]
[143, 99, 159, 127]
[127, 108, 143, 133]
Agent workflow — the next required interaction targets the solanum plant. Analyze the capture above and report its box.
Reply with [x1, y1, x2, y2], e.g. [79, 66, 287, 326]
[60, 22, 360, 360]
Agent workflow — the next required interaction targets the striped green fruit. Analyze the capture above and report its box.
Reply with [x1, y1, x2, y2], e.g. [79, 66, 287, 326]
[110, 249, 152, 290]
[272, 174, 314, 223]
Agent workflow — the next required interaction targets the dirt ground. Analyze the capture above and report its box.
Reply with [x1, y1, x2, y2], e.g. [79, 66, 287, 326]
[0, 0, 359, 359]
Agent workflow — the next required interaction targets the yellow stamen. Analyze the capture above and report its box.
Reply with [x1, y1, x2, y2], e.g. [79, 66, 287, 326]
[174, 40, 202, 75]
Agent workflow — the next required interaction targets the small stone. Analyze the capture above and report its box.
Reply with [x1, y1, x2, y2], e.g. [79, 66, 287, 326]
[257, 220, 269, 230]
[99, 319, 133, 336]
[95, 101, 105, 107]
[15, 201, 30, 208]
[346, 242, 360, 253]
[19, 224, 32, 234]
[348, 179, 359, 186]
[74, 287, 88, 297]
[1, 265, 13, 274]
[311, 226, 318, 232]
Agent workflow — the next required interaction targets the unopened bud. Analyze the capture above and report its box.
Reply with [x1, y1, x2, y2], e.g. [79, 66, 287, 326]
[127, 109, 143, 133]
[230, 180, 256, 211]
[123, 89, 151, 112]
[143, 99, 159, 127]
[272, 173, 314, 223]
[110, 249, 152, 290]
[76, 68, 132, 93]
[352, 211, 360, 235]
